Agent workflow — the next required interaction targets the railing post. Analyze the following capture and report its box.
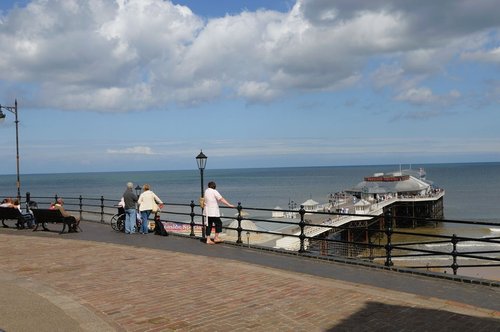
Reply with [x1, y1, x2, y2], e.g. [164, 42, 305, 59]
[236, 202, 243, 244]
[54, 194, 58, 203]
[200, 203, 206, 242]
[189, 200, 195, 236]
[384, 210, 394, 267]
[298, 205, 306, 253]
[451, 234, 459, 275]
[100, 196, 104, 223]
[368, 228, 374, 261]
[79, 195, 83, 221]
[25, 192, 30, 211]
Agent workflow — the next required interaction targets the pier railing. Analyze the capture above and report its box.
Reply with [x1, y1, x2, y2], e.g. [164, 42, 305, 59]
[8, 193, 500, 284]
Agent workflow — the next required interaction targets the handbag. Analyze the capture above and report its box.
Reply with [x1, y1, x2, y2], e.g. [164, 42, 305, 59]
[152, 198, 160, 213]
[151, 195, 160, 213]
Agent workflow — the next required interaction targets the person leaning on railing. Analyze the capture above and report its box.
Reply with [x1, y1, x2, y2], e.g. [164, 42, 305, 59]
[204, 181, 235, 245]
[137, 184, 164, 235]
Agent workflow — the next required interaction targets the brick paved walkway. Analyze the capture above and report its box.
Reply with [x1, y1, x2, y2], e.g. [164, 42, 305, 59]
[1, 231, 499, 331]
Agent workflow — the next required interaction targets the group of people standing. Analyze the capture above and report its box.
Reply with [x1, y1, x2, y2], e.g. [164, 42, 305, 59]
[122, 182, 164, 234]
[121, 180, 234, 244]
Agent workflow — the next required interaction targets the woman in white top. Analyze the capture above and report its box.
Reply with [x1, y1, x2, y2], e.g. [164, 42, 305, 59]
[138, 184, 164, 234]
[204, 181, 234, 244]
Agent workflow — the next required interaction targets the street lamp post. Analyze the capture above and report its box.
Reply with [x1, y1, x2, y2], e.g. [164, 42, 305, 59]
[0, 99, 21, 201]
[134, 185, 142, 197]
[196, 150, 207, 239]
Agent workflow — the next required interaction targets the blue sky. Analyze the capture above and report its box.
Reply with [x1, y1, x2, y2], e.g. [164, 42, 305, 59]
[0, 0, 499, 174]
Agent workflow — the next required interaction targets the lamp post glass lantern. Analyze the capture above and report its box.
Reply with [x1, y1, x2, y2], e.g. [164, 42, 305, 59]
[0, 99, 21, 201]
[135, 185, 142, 197]
[196, 150, 207, 197]
[196, 150, 207, 239]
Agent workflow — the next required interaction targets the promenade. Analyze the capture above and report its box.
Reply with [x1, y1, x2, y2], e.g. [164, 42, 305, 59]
[1, 221, 499, 331]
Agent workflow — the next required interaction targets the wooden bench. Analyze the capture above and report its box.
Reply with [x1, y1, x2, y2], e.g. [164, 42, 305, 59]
[32, 209, 78, 234]
[0, 206, 34, 229]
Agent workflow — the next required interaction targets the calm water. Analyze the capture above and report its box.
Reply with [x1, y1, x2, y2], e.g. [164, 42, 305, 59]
[1, 162, 500, 223]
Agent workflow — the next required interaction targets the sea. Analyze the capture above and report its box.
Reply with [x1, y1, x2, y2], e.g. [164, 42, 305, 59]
[1, 162, 500, 223]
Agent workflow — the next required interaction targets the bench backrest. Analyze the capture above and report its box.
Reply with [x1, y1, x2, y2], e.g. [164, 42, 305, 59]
[0, 207, 23, 219]
[32, 209, 66, 223]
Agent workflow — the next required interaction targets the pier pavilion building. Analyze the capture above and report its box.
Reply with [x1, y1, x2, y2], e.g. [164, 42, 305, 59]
[274, 168, 445, 254]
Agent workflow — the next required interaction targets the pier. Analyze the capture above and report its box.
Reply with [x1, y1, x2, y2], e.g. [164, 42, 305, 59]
[275, 168, 446, 251]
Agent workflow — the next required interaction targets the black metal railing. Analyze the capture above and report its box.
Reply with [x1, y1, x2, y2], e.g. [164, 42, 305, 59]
[5, 192, 500, 282]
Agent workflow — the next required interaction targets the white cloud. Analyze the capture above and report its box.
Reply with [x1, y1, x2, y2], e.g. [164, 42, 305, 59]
[184, 137, 500, 159]
[237, 81, 280, 101]
[395, 87, 436, 105]
[461, 47, 500, 64]
[402, 49, 446, 74]
[107, 146, 157, 155]
[395, 87, 461, 106]
[0, 0, 499, 111]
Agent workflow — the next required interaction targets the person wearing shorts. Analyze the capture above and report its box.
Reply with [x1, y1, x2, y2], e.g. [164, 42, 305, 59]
[203, 181, 234, 244]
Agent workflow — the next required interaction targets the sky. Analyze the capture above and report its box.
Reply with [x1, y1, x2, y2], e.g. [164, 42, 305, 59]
[0, 0, 499, 174]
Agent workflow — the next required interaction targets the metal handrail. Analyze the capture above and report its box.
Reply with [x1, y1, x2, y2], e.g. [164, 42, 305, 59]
[9, 192, 500, 282]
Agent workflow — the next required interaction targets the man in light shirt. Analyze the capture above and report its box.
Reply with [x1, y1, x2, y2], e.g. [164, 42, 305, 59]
[203, 181, 234, 244]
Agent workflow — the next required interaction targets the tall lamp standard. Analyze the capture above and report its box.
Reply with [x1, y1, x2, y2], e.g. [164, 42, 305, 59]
[196, 150, 207, 239]
[134, 185, 142, 197]
[0, 99, 21, 201]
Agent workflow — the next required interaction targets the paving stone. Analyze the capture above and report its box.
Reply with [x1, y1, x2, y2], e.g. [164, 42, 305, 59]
[0, 226, 499, 331]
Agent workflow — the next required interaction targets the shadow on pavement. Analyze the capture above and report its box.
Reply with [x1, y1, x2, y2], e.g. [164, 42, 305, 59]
[327, 302, 500, 331]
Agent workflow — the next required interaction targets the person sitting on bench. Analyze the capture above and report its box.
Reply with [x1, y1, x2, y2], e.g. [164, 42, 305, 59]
[52, 198, 80, 232]
[1, 197, 34, 229]
[13, 198, 36, 229]
[0, 197, 14, 208]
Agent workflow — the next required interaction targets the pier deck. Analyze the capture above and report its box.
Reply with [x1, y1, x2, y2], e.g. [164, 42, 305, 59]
[275, 191, 445, 251]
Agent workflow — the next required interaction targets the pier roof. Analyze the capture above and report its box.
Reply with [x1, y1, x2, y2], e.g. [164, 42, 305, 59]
[347, 175, 430, 195]
[302, 199, 319, 206]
